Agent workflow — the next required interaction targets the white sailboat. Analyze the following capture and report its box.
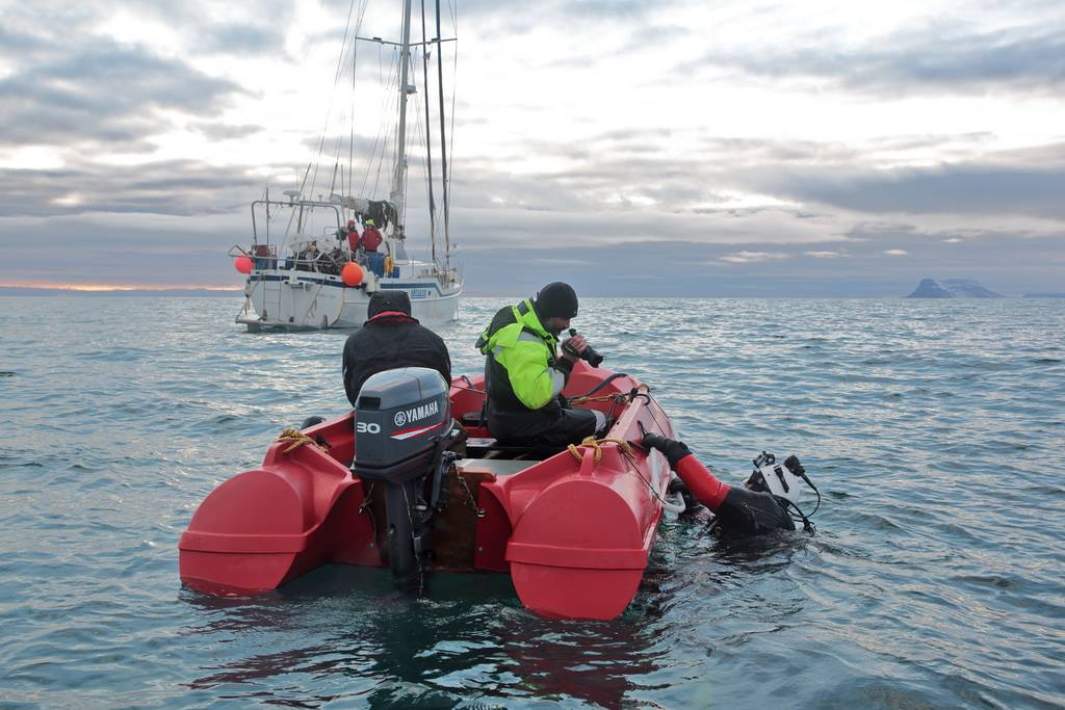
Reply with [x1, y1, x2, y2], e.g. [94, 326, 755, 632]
[231, 0, 461, 331]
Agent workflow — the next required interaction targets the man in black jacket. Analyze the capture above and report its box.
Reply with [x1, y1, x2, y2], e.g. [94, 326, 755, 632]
[343, 291, 452, 406]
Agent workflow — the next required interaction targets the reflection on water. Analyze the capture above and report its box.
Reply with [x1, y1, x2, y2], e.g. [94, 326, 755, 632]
[181, 565, 670, 708]
[178, 523, 824, 708]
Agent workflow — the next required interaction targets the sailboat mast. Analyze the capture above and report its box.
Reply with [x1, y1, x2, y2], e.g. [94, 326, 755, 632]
[389, 0, 414, 236]
[435, 0, 450, 269]
[420, 0, 437, 266]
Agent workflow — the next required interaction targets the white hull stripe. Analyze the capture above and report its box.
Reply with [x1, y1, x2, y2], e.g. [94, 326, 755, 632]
[248, 274, 457, 296]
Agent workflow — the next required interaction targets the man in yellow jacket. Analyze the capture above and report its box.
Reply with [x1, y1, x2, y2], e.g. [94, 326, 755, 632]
[477, 282, 606, 447]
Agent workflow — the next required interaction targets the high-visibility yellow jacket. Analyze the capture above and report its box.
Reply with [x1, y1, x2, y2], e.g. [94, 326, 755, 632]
[477, 298, 571, 414]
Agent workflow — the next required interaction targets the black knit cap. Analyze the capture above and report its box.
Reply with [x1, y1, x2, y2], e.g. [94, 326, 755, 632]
[535, 282, 578, 319]
[368, 290, 412, 318]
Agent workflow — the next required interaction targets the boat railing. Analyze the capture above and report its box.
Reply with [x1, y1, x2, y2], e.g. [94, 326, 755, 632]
[230, 241, 351, 275]
[276, 252, 349, 275]
[229, 243, 284, 270]
[250, 199, 342, 245]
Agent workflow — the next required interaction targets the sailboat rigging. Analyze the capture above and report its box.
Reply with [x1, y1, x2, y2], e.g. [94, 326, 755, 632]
[230, 0, 462, 331]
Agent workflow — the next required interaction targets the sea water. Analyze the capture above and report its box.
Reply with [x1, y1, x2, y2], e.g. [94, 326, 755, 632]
[0, 296, 1062, 708]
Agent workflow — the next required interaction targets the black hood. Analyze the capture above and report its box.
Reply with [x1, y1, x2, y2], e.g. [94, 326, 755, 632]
[367, 290, 412, 318]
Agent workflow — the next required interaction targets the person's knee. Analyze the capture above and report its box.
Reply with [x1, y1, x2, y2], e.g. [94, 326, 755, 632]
[564, 408, 599, 441]
[591, 410, 607, 436]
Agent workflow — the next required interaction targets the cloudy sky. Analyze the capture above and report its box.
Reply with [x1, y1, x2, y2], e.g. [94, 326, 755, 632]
[1, 0, 1063, 295]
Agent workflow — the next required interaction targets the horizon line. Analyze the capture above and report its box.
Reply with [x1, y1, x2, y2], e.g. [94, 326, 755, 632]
[1, 285, 1052, 299]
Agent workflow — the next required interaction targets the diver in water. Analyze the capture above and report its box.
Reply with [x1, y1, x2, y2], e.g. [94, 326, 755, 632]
[641, 433, 798, 534]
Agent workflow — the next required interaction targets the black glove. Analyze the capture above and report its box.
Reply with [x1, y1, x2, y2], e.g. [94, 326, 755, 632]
[641, 433, 692, 468]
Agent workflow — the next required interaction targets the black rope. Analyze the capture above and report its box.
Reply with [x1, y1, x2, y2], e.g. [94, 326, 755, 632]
[806, 480, 822, 517]
[575, 372, 629, 398]
[781, 497, 816, 533]
[641, 390, 670, 436]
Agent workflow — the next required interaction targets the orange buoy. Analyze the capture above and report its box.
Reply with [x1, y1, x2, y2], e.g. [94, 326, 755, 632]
[341, 261, 364, 286]
[234, 255, 253, 274]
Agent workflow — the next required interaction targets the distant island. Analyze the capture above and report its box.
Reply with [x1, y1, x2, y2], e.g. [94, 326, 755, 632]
[1023, 292, 1065, 298]
[907, 278, 1003, 298]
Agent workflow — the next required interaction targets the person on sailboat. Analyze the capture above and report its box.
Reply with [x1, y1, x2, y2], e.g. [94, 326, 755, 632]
[342, 219, 360, 254]
[358, 219, 385, 277]
[296, 241, 320, 271]
[477, 282, 606, 448]
[343, 290, 452, 407]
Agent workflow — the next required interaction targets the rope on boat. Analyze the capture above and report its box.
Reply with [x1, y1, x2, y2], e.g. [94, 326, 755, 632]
[452, 383, 487, 395]
[569, 382, 650, 405]
[571, 372, 630, 400]
[456, 470, 485, 518]
[566, 435, 672, 508]
[276, 428, 330, 453]
[566, 436, 633, 465]
[358, 481, 375, 514]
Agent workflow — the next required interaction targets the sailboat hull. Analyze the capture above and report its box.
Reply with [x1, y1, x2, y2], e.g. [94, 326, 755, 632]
[238, 269, 461, 330]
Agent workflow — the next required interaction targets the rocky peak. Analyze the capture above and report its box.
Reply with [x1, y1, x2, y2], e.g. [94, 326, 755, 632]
[907, 278, 1003, 298]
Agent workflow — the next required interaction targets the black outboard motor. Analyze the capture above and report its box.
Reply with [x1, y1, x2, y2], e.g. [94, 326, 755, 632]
[353, 367, 460, 584]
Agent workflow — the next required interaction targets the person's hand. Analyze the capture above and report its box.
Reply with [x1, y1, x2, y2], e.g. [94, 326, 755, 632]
[562, 334, 587, 361]
[641, 433, 692, 468]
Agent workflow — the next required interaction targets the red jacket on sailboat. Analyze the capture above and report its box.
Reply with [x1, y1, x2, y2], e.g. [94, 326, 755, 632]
[346, 225, 359, 252]
[359, 226, 383, 252]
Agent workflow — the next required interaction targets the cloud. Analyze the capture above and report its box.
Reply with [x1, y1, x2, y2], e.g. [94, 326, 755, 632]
[884, 249, 908, 256]
[684, 12, 1065, 96]
[451, 126, 1065, 226]
[452, 230, 1065, 296]
[2, 0, 1064, 296]
[192, 122, 265, 141]
[719, 251, 790, 264]
[195, 23, 289, 56]
[745, 163, 1065, 220]
[0, 160, 273, 217]
[0, 38, 243, 148]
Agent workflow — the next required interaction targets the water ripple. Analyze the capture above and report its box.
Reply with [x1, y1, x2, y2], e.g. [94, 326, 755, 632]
[1, 295, 1063, 708]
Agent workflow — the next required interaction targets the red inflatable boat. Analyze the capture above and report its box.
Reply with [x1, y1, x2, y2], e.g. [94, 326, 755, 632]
[179, 362, 676, 620]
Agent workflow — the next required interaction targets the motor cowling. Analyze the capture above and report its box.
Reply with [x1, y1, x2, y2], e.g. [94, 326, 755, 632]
[353, 367, 451, 483]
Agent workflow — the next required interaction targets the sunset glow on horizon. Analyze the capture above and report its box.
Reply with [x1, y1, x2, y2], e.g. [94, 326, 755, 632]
[0, 280, 242, 292]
